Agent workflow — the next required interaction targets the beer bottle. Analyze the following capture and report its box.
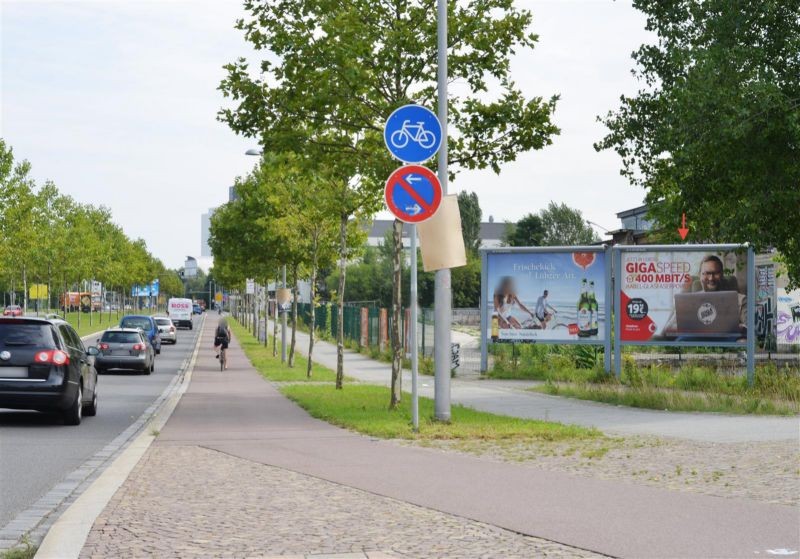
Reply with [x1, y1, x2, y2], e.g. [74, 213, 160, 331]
[589, 280, 599, 336]
[577, 279, 591, 337]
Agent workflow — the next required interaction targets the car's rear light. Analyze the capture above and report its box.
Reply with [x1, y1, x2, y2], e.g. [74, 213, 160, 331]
[132, 343, 144, 351]
[99, 343, 110, 350]
[170, 327, 175, 332]
[34, 350, 70, 365]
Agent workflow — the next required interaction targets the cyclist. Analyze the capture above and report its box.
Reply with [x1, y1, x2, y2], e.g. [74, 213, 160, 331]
[214, 318, 232, 370]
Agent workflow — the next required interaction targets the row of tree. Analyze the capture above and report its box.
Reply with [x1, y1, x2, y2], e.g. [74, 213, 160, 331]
[0, 140, 185, 322]
[212, 0, 561, 408]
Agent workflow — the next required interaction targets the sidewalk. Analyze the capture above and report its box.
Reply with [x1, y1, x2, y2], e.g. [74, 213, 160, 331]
[278, 322, 799, 443]
[76, 318, 799, 558]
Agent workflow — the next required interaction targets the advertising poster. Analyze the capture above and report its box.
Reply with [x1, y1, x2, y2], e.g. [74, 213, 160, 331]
[619, 250, 748, 343]
[486, 251, 606, 342]
[776, 288, 800, 346]
[755, 265, 776, 349]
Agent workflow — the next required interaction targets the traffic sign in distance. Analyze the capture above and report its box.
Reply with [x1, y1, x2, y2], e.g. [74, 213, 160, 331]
[384, 165, 442, 224]
[384, 104, 442, 164]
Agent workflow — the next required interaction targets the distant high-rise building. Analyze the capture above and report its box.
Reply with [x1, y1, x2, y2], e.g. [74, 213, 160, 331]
[229, 185, 238, 202]
[200, 208, 216, 257]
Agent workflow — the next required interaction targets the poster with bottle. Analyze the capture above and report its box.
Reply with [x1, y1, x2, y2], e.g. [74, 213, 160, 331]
[486, 250, 606, 342]
[619, 249, 749, 343]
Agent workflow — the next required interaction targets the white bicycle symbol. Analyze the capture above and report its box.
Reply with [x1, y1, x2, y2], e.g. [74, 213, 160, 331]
[390, 120, 436, 150]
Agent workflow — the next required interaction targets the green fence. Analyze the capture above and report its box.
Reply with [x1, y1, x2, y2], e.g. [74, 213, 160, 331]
[297, 302, 414, 351]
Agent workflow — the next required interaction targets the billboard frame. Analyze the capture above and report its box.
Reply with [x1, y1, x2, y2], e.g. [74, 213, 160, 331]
[612, 243, 755, 383]
[480, 245, 612, 374]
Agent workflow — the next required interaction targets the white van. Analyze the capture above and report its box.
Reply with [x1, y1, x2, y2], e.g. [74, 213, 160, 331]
[167, 298, 194, 329]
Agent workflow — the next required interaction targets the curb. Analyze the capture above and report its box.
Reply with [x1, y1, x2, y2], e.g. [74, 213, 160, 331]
[28, 315, 205, 559]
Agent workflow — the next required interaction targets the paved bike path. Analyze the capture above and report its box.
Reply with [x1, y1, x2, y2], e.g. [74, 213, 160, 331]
[275, 323, 799, 442]
[152, 325, 799, 558]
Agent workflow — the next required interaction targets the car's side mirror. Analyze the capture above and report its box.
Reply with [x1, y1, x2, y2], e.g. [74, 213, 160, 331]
[87, 347, 100, 356]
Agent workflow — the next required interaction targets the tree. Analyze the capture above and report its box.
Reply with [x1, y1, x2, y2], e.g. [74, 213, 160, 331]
[539, 202, 598, 246]
[504, 214, 545, 247]
[596, 0, 800, 287]
[457, 191, 482, 254]
[220, 0, 560, 405]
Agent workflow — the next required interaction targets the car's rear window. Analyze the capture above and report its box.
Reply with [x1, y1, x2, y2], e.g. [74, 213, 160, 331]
[120, 318, 152, 331]
[101, 331, 142, 344]
[0, 323, 57, 348]
[155, 318, 171, 326]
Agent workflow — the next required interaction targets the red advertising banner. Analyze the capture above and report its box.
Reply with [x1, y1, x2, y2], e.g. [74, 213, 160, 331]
[619, 250, 748, 343]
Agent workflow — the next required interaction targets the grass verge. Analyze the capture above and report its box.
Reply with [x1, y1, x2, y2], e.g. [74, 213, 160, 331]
[281, 383, 601, 440]
[534, 382, 798, 415]
[0, 537, 37, 559]
[230, 318, 340, 382]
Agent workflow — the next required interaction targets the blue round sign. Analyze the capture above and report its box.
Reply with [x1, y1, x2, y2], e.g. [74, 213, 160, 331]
[383, 104, 442, 164]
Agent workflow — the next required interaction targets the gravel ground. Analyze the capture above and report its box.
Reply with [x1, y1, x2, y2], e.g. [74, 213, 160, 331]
[80, 445, 606, 559]
[408, 436, 800, 506]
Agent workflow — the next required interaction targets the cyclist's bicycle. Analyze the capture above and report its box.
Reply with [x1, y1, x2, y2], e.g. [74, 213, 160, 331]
[219, 346, 226, 371]
[389, 120, 436, 149]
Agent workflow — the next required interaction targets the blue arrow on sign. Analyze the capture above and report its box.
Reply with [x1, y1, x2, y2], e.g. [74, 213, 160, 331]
[384, 104, 442, 164]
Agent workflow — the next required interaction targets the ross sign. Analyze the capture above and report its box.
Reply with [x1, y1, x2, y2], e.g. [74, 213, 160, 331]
[384, 104, 442, 164]
[384, 165, 442, 223]
[487, 250, 606, 342]
[619, 249, 748, 343]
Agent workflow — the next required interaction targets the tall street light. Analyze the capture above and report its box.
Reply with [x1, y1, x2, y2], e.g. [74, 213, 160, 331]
[245, 148, 287, 362]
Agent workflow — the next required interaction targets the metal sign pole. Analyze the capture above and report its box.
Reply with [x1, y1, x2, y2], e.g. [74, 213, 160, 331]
[747, 245, 755, 386]
[281, 265, 287, 363]
[434, 0, 451, 421]
[410, 225, 419, 431]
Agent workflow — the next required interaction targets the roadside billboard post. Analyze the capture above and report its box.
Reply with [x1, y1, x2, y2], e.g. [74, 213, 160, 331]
[612, 244, 754, 384]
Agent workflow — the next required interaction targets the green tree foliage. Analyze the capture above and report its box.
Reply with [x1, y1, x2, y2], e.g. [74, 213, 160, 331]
[457, 191, 483, 254]
[540, 202, 598, 245]
[0, 139, 170, 312]
[596, 0, 800, 287]
[504, 213, 545, 247]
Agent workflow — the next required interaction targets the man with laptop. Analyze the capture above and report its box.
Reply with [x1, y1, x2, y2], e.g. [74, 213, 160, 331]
[663, 255, 747, 342]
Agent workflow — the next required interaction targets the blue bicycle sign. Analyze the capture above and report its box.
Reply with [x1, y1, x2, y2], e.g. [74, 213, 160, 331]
[384, 104, 442, 163]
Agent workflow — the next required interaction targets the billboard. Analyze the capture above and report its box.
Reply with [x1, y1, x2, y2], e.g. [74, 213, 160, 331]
[486, 250, 606, 342]
[619, 249, 749, 343]
[776, 288, 800, 346]
[131, 279, 160, 297]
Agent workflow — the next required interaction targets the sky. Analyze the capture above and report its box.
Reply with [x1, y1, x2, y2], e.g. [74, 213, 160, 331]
[0, 0, 652, 270]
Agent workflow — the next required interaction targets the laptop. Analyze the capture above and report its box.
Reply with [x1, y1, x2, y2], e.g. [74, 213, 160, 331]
[674, 291, 741, 338]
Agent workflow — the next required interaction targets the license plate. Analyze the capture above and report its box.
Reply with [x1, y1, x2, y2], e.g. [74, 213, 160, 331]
[0, 367, 29, 378]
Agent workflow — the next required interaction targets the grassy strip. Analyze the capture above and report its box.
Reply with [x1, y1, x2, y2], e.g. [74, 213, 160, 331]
[0, 537, 36, 559]
[533, 381, 798, 416]
[229, 318, 340, 382]
[281, 383, 601, 440]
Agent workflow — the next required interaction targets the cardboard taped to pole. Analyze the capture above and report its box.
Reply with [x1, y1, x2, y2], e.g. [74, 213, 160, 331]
[276, 288, 292, 307]
[417, 194, 467, 272]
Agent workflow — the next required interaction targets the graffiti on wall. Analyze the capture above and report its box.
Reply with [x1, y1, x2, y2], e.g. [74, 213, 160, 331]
[755, 265, 776, 349]
[776, 288, 800, 345]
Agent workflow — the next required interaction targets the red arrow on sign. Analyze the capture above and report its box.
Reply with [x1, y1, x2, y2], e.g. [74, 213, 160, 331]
[678, 213, 689, 240]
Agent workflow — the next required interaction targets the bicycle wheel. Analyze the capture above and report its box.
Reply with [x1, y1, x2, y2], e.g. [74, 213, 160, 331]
[418, 130, 436, 149]
[220, 349, 225, 371]
[390, 129, 409, 149]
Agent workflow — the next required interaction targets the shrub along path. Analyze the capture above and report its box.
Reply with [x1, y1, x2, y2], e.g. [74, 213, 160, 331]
[271, 320, 799, 443]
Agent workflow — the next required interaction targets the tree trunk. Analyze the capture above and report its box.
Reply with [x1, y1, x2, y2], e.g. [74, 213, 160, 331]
[307, 236, 318, 378]
[22, 266, 27, 315]
[390, 219, 403, 409]
[289, 264, 298, 367]
[272, 272, 279, 357]
[264, 277, 269, 348]
[336, 213, 348, 389]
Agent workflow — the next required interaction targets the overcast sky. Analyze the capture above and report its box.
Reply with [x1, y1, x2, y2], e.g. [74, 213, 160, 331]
[1, 0, 652, 270]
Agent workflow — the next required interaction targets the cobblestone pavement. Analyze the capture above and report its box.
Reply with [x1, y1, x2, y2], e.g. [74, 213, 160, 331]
[413, 436, 800, 506]
[80, 445, 606, 559]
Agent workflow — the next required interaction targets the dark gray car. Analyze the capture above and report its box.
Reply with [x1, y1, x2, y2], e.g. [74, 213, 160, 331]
[94, 328, 155, 375]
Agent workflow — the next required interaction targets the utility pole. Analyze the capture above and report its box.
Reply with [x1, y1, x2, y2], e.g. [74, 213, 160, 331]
[433, 0, 451, 421]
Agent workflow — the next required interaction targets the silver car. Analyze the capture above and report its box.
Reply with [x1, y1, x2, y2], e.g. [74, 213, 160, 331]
[94, 328, 155, 375]
[154, 316, 177, 344]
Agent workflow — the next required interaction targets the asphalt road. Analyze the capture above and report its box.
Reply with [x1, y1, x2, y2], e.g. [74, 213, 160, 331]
[0, 316, 203, 528]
